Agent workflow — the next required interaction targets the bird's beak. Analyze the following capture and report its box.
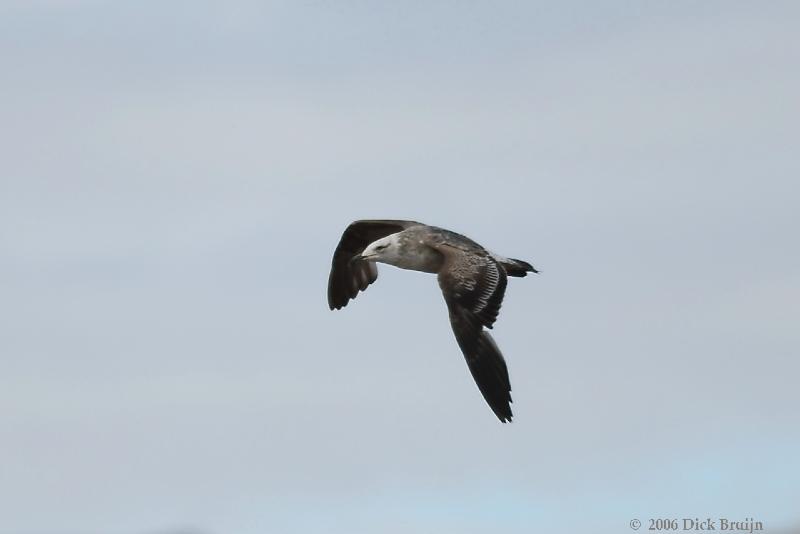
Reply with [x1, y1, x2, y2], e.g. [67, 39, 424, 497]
[352, 251, 376, 264]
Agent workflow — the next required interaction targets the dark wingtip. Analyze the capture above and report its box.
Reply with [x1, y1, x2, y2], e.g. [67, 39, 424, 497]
[329, 299, 347, 311]
[493, 403, 514, 423]
[328, 294, 347, 310]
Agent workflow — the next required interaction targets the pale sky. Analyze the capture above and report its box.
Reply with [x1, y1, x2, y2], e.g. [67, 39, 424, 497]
[1, 2, 799, 533]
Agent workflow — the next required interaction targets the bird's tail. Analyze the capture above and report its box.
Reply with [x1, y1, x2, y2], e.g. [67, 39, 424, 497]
[499, 257, 538, 277]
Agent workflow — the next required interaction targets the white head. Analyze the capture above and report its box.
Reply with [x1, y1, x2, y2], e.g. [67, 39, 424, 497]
[357, 233, 404, 264]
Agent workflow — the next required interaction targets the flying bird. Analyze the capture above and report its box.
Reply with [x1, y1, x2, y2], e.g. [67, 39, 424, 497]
[327, 220, 537, 422]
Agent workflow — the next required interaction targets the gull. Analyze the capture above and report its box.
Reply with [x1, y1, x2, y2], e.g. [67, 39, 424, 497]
[327, 220, 537, 422]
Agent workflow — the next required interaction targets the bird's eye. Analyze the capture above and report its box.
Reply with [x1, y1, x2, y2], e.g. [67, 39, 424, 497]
[375, 244, 389, 251]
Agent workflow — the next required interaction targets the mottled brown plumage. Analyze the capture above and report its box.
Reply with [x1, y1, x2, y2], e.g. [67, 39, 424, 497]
[327, 220, 537, 422]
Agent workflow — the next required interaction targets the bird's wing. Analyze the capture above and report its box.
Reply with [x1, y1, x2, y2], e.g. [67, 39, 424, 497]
[434, 244, 513, 422]
[327, 219, 421, 310]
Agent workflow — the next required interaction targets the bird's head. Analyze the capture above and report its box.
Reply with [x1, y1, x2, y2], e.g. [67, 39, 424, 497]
[353, 233, 402, 264]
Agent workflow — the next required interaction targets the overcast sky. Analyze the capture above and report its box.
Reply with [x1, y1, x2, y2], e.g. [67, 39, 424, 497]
[1, 2, 799, 533]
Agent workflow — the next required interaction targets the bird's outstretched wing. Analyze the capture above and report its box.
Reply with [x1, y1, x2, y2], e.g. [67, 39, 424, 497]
[435, 245, 512, 422]
[328, 220, 420, 310]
